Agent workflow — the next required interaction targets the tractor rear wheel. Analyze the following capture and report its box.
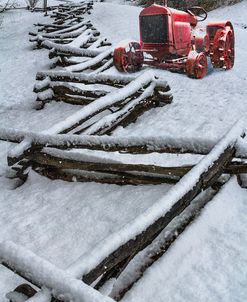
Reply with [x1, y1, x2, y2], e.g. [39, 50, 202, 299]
[185, 51, 208, 79]
[211, 26, 235, 70]
[113, 41, 144, 73]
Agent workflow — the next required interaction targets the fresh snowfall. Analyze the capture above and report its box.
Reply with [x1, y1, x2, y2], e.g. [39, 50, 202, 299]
[0, 0, 247, 301]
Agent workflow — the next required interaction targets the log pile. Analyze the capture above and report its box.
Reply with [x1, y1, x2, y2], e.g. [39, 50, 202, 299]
[2, 70, 172, 183]
[29, 0, 112, 71]
[7, 0, 173, 183]
[34, 70, 172, 108]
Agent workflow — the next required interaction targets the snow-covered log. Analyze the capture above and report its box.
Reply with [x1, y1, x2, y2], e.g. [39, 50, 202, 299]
[48, 43, 103, 58]
[35, 71, 137, 86]
[66, 121, 243, 284]
[0, 241, 114, 302]
[65, 48, 113, 72]
[29, 19, 92, 37]
[29, 25, 90, 42]
[35, 71, 169, 134]
[109, 187, 220, 300]
[27, 148, 182, 183]
[34, 81, 110, 106]
[5, 71, 170, 174]
[37, 167, 178, 186]
[1, 126, 247, 160]
[81, 83, 172, 135]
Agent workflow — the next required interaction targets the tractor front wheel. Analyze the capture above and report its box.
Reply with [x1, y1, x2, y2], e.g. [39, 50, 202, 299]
[113, 41, 144, 73]
[185, 51, 208, 79]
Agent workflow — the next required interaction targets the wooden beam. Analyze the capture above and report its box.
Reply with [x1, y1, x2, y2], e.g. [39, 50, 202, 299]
[79, 145, 235, 285]
[34, 166, 179, 186]
[35, 71, 137, 87]
[29, 150, 186, 175]
[110, 187, 221, 301]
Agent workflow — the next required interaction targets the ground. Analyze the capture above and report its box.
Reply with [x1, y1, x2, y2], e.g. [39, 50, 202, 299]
[0, 0, 247, 301]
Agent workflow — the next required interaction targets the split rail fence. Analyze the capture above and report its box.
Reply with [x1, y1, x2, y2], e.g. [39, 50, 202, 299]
[1, 121, 247, 302]
[1, 1, 246, 302]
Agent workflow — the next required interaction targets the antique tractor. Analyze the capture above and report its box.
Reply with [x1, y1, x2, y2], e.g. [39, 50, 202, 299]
[113, 1, 235, 78]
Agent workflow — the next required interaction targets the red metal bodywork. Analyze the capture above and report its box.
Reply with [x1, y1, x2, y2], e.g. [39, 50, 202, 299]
[140, 5, 197, 60]
[113, 3, 235, 78]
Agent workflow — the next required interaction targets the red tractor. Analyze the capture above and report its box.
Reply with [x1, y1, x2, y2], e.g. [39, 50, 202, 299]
[113, 1, 235, 79]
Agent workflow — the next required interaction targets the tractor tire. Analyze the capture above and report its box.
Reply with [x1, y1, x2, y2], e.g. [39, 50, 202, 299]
[210, 26, 235, 70]
[113, 41, 144, 73]
[185, 51, 208, 79]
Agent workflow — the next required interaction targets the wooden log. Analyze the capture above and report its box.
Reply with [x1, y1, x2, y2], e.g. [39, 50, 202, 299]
[36, 71, 136, 87]
[89, 58, 113, 75]
[79, 144, 235, 285]
[51, 85, 108, 99]
[2, 127, 247, 159]
[52, 95, 95, 106]
[34, 166, 178, 186]
[110, 187, 221, 301]
[20, 149, 247, 177]
[33, 23, 71, 30]
[80, 96, 159, 135]
[48, 46, 102, 58]
[27, 150, 189, 177]
[82, 91, 172, 136]
[65, 50, 113, 73]
[0, 241, 114, 302]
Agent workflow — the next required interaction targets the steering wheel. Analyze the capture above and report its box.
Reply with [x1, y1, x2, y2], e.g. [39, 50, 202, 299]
[186, 6, 208, 22]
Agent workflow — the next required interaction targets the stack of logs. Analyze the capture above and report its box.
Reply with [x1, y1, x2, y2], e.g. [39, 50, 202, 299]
[29, 0, 112, 69]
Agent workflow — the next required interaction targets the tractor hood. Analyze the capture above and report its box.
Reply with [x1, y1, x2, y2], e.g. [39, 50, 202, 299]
[140, 4, 171, 17]
[140, 4, 197, 27]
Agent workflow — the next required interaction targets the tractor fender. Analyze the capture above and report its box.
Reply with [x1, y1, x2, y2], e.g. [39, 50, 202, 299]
[206, 21, 234, 40]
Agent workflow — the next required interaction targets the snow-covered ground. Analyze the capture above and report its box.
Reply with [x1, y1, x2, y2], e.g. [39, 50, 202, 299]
[0, 0, 247, 301]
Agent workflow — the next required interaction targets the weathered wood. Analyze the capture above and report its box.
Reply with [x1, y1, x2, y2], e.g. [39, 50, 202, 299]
[48, 47, 102, 59]
[81, 145, 235, 285]
[52, 95, 95, 106]
[17, 149, 247, 178]
[80, 97, 162, 135]
[38, 84, 109, 105]
[66, 54, 113, 73]
[59, 84, 153, 135]
[89, 92, 172, 136]
[35, 71, 136, 88]
[0, 241, 114, 302]
[34, 166, 178, 186]
[27, 150, 188, 177]
[2, 262, 41, 290]
[2, 128, 247, 159]
[110, 187, 221, 301]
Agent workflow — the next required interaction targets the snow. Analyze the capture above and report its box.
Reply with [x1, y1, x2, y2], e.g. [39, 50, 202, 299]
[0, 241, 114, 302]
[66, 119, 244, 279]
[42, 40, 102, 56]
[66, 47, 113, 72]
[83, 81, 156, 135]
[39, 70, 166, 135]
[122, 177, 247, 302]
[91, 1, 247, 142]
[0, 0, 247, 301]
